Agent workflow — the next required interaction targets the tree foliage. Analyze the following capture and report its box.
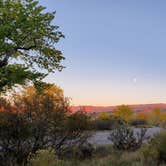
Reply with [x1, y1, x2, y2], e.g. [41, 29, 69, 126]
[0, 110, 33, 166]
[113, 105, 133, 122]
[0, 0, 64, 92]
[0, 64, 44, 92]
[98, 112, 110, 120]
[0, 84, 91, 165]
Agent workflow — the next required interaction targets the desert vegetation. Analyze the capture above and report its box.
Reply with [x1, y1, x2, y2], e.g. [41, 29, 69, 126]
[0, 85, 166, 166]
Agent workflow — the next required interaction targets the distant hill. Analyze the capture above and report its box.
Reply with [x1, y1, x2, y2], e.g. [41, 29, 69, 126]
[70, 103, 166, 114]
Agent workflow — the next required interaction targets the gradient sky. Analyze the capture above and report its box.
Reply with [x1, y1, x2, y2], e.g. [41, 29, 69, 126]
[39, 0, 166, 106]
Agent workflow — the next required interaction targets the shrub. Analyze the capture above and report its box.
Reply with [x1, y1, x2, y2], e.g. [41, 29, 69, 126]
[93, 115, 126, 130]
[150, 131, 166, 162]
[0, 111, 34, 166]
[109, 125, 146, 151]
[139, 144, 159, 165]
[66, 111, 91, 131]
[138, 131, 166, 165]
[93, 145, 113, 157]
[159, 121, 166, 129]
[93, 118, 112, 130]
[57, 141, 94, 160]
[129, 119, 148, 127]
[0, 85, 92, 166]
[28, 149, 61, 166]
[74, 142, 94, 160]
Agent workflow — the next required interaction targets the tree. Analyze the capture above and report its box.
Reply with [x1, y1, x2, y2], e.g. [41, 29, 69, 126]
[15, 84, 69, 153]
[136, 112, 148, 120]
[0, 84, 69, 165]
[113, 105, 133, 122]
[0, 64, 43, 92]
[98, 112, 110, 119]
[0, 0, 64, 92]
[66, 111, 91, 131]
[148, 108, 164, 125]
[0, 110, 34, 166]
[19, 85, 92, 155]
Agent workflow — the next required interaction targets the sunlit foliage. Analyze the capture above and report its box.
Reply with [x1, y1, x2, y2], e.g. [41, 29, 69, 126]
[98, 112, 110, 119]
[113, 105, 133, 122]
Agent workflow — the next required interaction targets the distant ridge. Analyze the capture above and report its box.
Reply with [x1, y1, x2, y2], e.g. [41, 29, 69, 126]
[70, 103, 166, 113]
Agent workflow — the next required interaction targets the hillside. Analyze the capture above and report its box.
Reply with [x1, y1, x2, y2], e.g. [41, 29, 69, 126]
[71, 103, 166, 113]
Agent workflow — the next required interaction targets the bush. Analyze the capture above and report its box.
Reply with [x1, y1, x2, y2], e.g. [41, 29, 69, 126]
[28, 149, 57, 166]
[129, 119, 148, 127]
[139, 144, 159, 165]
[138, 131, 166, 165]
[0, 85, 92, 166]
[93, 145, 113, 157]
[57, 141, 94, 160]
[28, 148, 166, 166]
[74, 142, 94, 160]
[159, 121, 166, 129]
[66, 111, 91, 131]
[93, 119, 112, 130]
[0, 111, 34, 166]
[150, 131, 166, 162]
[109, 125, 146, 151]
[93, 115, 126, 130]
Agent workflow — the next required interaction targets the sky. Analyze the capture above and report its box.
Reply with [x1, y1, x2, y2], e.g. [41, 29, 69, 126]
[39, 0, 166, 106]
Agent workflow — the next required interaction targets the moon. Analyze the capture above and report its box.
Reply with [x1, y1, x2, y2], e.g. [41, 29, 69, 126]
[132, 77, 137, 84]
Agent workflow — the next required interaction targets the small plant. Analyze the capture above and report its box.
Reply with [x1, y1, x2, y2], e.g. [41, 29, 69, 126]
[129, 119, 148, 127]
[75, 142, 94, 160]
[150, 131, 166, 162]
[57, 141, 94, 160]
[94, 145, 113, 157]
[28, 149, 57, 166]
[109, 125, 147, 151]
[139, 144, 159, 166]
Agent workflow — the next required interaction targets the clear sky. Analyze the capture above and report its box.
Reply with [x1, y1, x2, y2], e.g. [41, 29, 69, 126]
[39, 0, 166, 106]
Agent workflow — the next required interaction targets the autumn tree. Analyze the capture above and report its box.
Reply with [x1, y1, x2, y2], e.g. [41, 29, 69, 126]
[15, 84, 69, 152]
[0, 84, 68, 165]
[98, 112, 110, 119]
[148, 108, 166, 125]
[136, 112, 148, 120]
[113, 105, 133, 122]
[0, 0, 64, 92]
[22, 85, 92, 158]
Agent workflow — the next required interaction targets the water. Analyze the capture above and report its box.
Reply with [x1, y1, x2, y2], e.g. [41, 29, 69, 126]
[88, 127, 162, 145]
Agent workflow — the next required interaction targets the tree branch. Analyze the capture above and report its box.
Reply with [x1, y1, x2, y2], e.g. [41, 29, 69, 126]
[17, 45, 36, 50]
[0, 49, 15, 68]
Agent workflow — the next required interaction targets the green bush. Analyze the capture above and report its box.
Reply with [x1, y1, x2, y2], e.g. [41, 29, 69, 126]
[151, 131, 166, 162]
[93, 115, 126, 130]
[57, 142, 94, 160]
[159, 121, 166, 129]
[66, 111, 91, 131]
[138, 131, 166, 165]
[28, 148, 166, 166]
[129, 119, 148, 127]
[139, 144, 159, 165]
[109, 125, 146, 151]
[93, 145, 113, 157]
[93, 118, 112, 130]
[28, 149, 58, 166]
